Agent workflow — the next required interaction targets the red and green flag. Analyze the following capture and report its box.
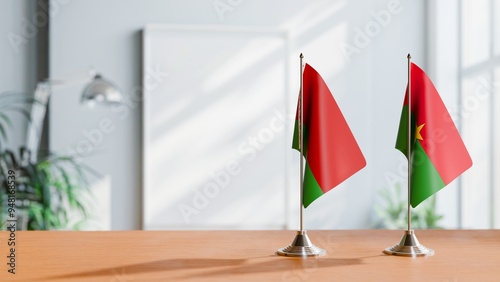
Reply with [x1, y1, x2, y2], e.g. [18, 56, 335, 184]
[293, 64, 366, 208]
[396, 63, 472, 208]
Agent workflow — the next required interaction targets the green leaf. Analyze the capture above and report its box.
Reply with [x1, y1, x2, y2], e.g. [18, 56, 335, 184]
[0, 144, 95, 230]
[373, 184, 443, 229]
[4, 106, 32, 122]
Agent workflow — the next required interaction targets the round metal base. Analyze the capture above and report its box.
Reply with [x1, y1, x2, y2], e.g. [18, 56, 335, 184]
[277, 230, 326, 257]
[383, 230, 434, 257]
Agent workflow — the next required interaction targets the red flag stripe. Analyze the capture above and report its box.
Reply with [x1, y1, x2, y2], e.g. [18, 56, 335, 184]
[300, 64, 366, 191]
[407, 63, 472, 184]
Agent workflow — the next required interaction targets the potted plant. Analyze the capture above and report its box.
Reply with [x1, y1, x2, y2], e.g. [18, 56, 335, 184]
[373, 182, 444, 229]
[0, 92, 94, 230]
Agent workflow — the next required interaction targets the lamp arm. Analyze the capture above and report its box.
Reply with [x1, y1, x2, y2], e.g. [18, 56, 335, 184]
[43, 76, 95, 90]
[25, 68, 95, 161]
[25, 82, 51, 162]
[25, 68, 121, 160]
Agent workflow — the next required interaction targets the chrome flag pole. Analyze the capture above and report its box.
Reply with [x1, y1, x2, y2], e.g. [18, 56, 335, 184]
[277, 53, 326, 257]
[384, 54, 434, 257]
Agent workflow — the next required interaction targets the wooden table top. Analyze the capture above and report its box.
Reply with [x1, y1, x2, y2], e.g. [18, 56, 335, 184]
[0, 229, 499, 281]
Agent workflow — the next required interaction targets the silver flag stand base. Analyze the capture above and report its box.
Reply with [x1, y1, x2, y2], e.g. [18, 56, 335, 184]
[384, 230, 434, 257]
[277, 230, 326, 257]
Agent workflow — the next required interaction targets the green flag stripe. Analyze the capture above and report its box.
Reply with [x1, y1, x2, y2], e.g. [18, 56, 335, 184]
[292, 121, 310, 155]
[303, 163, 324, 208]
[395, 105, 415, 157]
[292, 121, 323, 207]
[411, 141, 446, 207]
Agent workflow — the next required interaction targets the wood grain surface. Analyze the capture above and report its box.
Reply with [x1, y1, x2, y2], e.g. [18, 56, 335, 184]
[0, 230, 499, 281]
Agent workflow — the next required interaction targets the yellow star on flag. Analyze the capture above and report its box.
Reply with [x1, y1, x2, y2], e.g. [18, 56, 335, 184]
[415, 123, 425, 140]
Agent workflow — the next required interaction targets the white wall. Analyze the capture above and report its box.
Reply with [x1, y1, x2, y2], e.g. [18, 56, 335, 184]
[429, 0, 499, 229]
[49, 0, 426, 230]
[0, 0, 38, 149]
[427, 0, 461, 229]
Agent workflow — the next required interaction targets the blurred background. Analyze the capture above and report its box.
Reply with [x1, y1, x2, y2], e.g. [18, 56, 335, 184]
[0, 0, 498, 230]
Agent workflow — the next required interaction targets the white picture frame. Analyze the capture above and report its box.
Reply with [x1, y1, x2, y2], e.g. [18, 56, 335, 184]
[142, 24, 292, 230]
